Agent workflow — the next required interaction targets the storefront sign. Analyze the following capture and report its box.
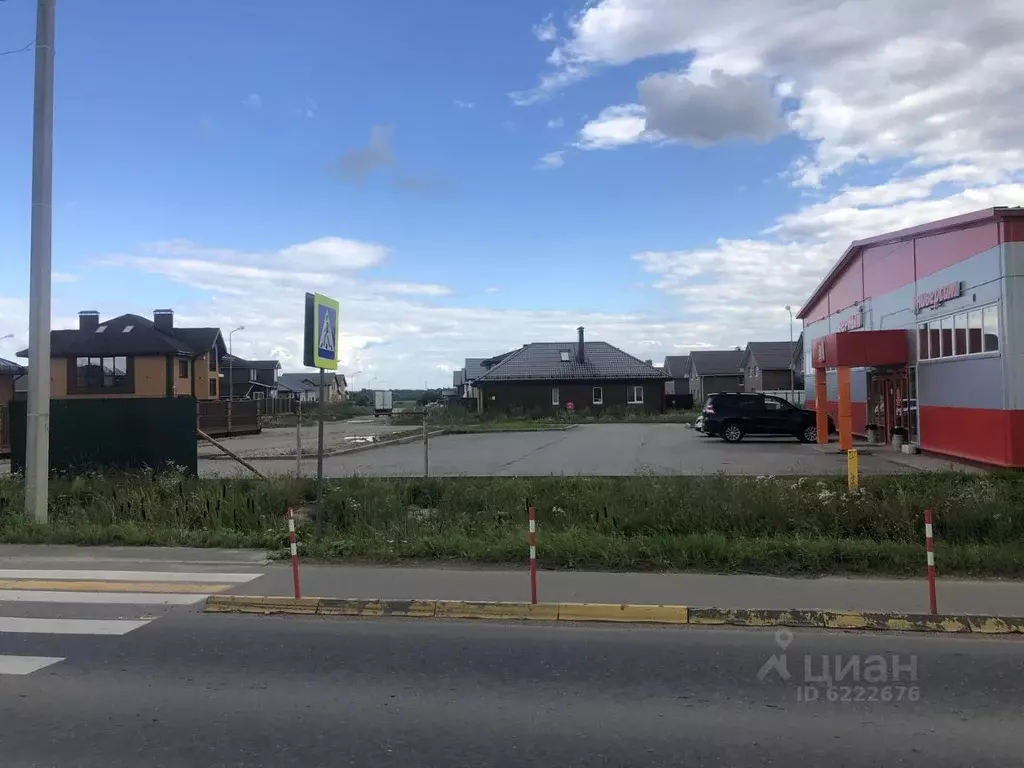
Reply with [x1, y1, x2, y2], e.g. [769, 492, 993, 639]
[913, 281, 961, 313]
[811, 338, 827, 367]
[837, 312, 863, 332]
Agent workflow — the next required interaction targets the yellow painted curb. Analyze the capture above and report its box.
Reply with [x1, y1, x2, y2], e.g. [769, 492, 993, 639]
[435, 601, 559, 620]
[202, 597, 1024, 635]
[688, 608, 823, 628]
[557, 603, 688, 624]
[204, 595, 321, 614]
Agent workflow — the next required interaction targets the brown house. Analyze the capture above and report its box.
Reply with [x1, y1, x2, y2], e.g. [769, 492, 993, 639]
[688, 349, 744, 403]
[0, 357, 24, 408]
[740, 341, 800, 393]
[16, 309, 227, 400]
[473, 327, 668, 416]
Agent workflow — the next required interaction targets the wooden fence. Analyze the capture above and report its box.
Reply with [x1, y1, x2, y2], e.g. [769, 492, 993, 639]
[0, 404, 9, 458]
[197, 400, 261, 437]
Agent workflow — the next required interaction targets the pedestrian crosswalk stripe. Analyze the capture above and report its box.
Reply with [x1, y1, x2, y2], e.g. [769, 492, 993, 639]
[0, 655, 65, 675]
[0, 579, 233, 594]
[0, 570, 261, 583]
[0, 617, 151, 635]
[0, 590, 207, 605]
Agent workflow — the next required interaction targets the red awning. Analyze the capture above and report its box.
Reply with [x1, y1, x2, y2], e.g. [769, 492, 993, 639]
[810, 330, 908, 369]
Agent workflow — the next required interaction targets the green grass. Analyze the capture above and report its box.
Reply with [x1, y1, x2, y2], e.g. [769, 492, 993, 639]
[1, 472, 1021, 576]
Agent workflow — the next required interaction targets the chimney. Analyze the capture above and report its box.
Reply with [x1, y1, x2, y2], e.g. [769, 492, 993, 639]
[645, 359, 653, 366]
[576, 326, 585, 363]
[154, 309, 174, 333]
[78, 311, 99, 331]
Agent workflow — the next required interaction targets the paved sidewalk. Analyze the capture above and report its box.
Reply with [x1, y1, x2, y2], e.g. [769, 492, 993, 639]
[238, 563, 1024, 616]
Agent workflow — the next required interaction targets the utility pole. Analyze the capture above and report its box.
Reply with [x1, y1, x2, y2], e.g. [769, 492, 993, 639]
[227, 325, 243, 435]
[25, 0, 56, 524]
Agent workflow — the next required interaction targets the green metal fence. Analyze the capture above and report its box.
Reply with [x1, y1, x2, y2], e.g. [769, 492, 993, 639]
[9, 397, 198, 475]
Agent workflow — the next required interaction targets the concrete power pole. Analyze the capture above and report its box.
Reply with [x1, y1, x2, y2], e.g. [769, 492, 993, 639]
[25, 0, 56, 524]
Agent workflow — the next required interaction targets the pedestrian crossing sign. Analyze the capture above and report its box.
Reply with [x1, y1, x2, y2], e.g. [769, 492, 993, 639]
[304, 292, 339, 370]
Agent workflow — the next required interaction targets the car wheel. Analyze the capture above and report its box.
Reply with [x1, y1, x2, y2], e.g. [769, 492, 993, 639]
[721, 423, 744, 443]
[798, 424, 817, 443]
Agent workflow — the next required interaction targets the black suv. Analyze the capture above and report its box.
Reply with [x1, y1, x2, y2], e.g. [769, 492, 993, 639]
[697, 392, 835, 443]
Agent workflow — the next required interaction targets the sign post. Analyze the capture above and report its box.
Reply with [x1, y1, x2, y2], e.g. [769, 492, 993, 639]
[304, 292, 339, 538]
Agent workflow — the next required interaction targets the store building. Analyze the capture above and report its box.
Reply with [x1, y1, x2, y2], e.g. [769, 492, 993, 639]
[797, 206, 1024, 467]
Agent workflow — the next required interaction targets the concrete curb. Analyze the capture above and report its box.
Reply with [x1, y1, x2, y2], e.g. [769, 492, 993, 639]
[203, 596, 1024, 634]
[200, 430, 444, 461]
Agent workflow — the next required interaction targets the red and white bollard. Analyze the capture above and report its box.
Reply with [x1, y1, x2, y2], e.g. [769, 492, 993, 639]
[287, 506, 301, 599]
[924, 508, 936, 614]
[528, 507, 537, 604]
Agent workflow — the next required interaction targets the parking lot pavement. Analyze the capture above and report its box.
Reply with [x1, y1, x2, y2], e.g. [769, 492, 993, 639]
[199, 423, 922, 478]
[198, 417, 419, 459]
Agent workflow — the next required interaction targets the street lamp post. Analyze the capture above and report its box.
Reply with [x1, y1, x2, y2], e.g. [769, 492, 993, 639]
[785, 305, 795, 401]
[227, 325, 244, 434]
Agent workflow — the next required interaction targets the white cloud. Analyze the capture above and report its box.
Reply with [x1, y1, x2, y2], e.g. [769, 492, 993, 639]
[547, 117, 564, 128]
[484, 286, 500, 293]
[57, 237, 706, 388]
[303, 98, 317, 118]
[536, 150, 565, 169]
[523, 0, 1024, 185]
[533, 16, 557, 42]
[243, 93, 262, 109]
[52, 272, 79, 283]
[454, 99, 475, 110]
[576, 104, 653, 149]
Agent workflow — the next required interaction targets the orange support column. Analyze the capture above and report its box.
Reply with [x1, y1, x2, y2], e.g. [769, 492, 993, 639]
[814, 369, 828, 444]
[837, 366, 853, 452]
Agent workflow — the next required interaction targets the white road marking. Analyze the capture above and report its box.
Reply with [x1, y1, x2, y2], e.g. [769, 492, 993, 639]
[0, 570, 261, 583]
[0, 654, 65, 675]
[0, 617, 151, 635]
[0, 590, 207, 605]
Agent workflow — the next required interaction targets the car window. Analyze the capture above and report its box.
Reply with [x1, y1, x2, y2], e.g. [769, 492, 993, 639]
[738, 397, 765, 413]
[764, 396, 792, 411]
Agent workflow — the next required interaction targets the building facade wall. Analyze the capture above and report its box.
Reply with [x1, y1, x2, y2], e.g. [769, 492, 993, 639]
[802, 228, 1022, 465]
[480, 380, 664, 415]
[691, 374, 743, 402]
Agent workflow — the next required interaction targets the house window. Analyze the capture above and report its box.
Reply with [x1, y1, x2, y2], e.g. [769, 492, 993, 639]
[209, 350, 218, 372]
[551, 387, 560, 406]
[178, 359, 189, 378]
[209, 378, 217, 397]
[627, 385, 644, 404]
[74, 356, 129, 391]
[592, 386, 603, 405]
[918, 303, 1000, 361]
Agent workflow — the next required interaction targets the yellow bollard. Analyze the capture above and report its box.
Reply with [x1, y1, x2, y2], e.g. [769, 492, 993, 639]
[847, 448, 859, 491]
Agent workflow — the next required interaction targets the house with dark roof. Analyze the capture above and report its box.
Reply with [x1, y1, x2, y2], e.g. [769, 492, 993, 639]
[277, 372, 347, 403]
[16, 309, 226, 400]
[688, 349, 745, 403]
[663, 355, 690, 396]
[739, 341, 800, 393]
[472, 327, 668, 415]
[221, 354, 282, 399]
[0, 357, 25, 408]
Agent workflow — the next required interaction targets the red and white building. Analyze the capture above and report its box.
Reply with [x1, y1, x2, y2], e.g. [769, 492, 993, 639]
[798, 207, 1024, 467]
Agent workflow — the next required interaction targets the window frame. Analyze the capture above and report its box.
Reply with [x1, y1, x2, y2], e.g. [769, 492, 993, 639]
[178, 359, 189, 379]
[209, 378, 217, 397]
[627, 385, 644, 404]
[918, 302, 1000, 363]
[551, 386, 559, 406]
[592, 386, 603, 405]
[70, 355, 132, 394]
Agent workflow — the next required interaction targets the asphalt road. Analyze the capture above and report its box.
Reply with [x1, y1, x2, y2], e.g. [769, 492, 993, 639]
[3, 612, 1023, 767]
[200, 423, 938, 477]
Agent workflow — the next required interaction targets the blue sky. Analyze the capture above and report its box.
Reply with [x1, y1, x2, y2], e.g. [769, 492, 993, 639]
[1, 0, 1021, 387]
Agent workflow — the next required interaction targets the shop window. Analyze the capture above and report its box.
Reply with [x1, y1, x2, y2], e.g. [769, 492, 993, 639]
[918, 303, 1000, 362]
[983, 306, 1000, 352]
[939, 316, 953, 358]
[953, 313, 967, 356]
[967, 309, 983, 353]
